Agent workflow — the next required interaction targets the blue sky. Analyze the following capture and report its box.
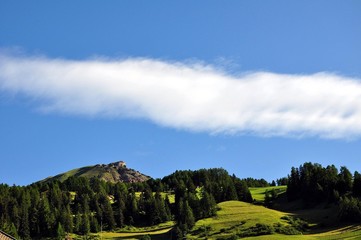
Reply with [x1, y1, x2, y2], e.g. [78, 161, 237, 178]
[0, 1, 361, 186]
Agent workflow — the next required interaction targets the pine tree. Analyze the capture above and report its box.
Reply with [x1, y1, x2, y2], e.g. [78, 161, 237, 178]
[29, 187, 41, 236]
[353, 171, 361, 197]
[56, 223, 65, 240]
[19, 203, 30, 239]
[62, 204, 73, 233]
[90, 215, 100, 233]
[117, 206, 125, 228]
[80, 213, 90, 236]
[19, 191, 31, 239]
[115, 196, 125, 228]
[99, 193, 116, 230]
[176, 198, 195, 232]
[127, 190, 138, 224]
[172, 226, 183, 240]
[155, 191, 169, 223]
[74, 213, 81, 234]
[200, 190, 217, 218]
[183, 201, 195, 230]
[39, 194, 55, 236]
[9, 222, 19, 239]
[338, 166, 353, 195]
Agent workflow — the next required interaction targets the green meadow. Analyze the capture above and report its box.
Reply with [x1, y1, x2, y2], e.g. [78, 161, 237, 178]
[249, 185, 287, 202]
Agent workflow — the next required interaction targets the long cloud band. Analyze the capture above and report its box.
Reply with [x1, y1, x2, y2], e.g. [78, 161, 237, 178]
[1, 53, 361, 139]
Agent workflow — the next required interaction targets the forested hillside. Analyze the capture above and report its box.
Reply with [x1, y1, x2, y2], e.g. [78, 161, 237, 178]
[287, 162, 361, 222]
[0, 168, 251, 239]
[1, 163, 361, 239]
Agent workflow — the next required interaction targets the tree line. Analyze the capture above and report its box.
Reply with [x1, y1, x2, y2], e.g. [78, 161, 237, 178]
[0, 168, 252, 239]
[286, 162, 361, 222]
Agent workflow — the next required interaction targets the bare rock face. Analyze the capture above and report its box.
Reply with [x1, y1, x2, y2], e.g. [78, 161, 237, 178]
[109, 161, 127, 169]
[41, 160, 151, 184]
[101, 161, 150, 183]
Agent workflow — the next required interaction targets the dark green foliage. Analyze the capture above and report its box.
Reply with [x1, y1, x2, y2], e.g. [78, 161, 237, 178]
[74, 214, 81, 233]
[353, 171, 361, 197]
[242, 178, 270, 187]
[287, 163, 355, 206]
[80, 214, 90, 236]
[61, 204, 73, 233]
[19, 191, 31, 239]
[98, 193, 116, 230]
[338, 196, 361, 222]
[0, 221, 19, 239]
[175, 198, 195, 232]
[163, 168, 252, 203]
[274, 223, 301, 235]
[337, 166, 353, 195]
[140, 234, 152, 240]
[239, 223, 274, 237]
[171, 226, 183, 240]
[264, 189, 278, 207]
[233, 179, 253, 203]
[3, 163, 361, 239]
[56, 223, 65, 240]
[280, 216, 309, 232]
[1, 176, 173, 238]
[90, 215, 100, 233]
[38, 194, 55, 236]
[199, 190, 217, 218]
[276, 177, 288, 186]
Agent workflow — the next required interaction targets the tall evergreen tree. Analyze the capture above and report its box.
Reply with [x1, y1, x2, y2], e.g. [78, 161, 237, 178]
[99, 193, 116, 230]
[200, 190, 217, 218]
[19, 191, 31, 239]
[183, 200, 195, 232]
[56, 223, 65, 240]
[338, 166, 353, 195]
[61, 204, 73, 234]
[38, 194, 55, 236]
[80, 213, 90, 236]
[353, 171, 361, 197]
[90, 215, 100, 233]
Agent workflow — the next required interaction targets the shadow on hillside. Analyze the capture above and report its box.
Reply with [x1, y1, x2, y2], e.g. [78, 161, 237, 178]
[108, 228, 173, 240]
[271, 191, 353, 234]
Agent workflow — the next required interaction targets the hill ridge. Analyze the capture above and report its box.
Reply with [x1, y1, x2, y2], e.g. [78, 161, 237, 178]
[40, 160, 150, 183]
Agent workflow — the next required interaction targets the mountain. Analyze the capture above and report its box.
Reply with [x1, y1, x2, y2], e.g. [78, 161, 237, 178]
[40, 161, 151, 183]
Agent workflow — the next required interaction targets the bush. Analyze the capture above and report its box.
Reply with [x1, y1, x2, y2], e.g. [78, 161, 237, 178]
[274, 224, 301, 235]
[216, 235, 238, 240]
[191, 225, 212, 235]
[339, 196, 361, 222]
[225, 235, 238, 240]
[140, 234, 151, 240]
[239, 223, 274, 237]
[281, 215, 309, 232]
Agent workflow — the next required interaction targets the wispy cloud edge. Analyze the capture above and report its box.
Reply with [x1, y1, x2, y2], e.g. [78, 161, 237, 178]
[1, 53, 361, 139]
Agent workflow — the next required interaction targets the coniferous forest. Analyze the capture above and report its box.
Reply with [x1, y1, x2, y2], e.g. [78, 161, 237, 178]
[1, 164, 361, 239]
[0, 168, 251, 239]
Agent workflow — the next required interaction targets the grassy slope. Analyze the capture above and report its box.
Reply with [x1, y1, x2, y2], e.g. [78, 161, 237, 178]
[188, 200, 361, 240]
[41, 165, 106, 183]
[249, 185, 287, 202]
[243, 225, 361, 239]
[98, 221, 175, 240]
[68, 184, 361, 240]
[188, 201, 290, 239]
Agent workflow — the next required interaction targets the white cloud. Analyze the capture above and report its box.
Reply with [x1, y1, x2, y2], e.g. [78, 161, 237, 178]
[1, 53, 361, 139]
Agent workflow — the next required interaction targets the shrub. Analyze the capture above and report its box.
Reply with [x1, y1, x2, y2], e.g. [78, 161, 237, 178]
[140, 234, 151, 240]
[274, 224, 301, 235]
[239, 223, 274, 237]
[281, 215, 309, 232]
[216, 235, 238, 240]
